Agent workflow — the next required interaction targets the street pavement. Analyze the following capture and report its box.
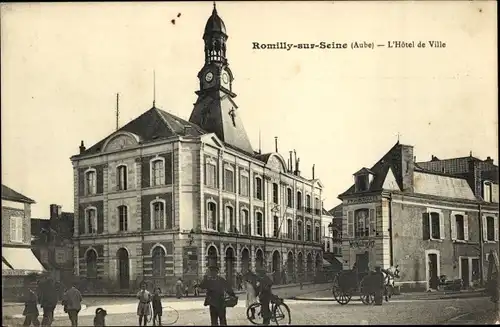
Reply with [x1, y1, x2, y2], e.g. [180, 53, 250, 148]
[3, 284, 498, 326]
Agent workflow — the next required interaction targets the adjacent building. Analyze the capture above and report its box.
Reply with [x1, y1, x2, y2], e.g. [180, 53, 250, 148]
[2, 185, 45, 299]
[338, 142, 499, 292]
[70, 5, 324, 293]
[31, 204, 74, 288]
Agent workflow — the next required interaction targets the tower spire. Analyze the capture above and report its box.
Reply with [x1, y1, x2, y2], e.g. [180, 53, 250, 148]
[153, 70, 156, 108]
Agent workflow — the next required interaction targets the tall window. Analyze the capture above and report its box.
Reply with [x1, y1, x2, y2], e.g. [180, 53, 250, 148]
[225, 206, 235, 232]
[256, 212, 263, 236]
[86, 208, 97, 234]
[273, 183, 279, 204]
[273, 216, 279, 237]
[117, 165, 128, 191]
[287, 188, 292, 208]
[9, 216, 23, 243]
[224, 168, 235, 192]
[255, 177, 263, 200]
[315, 225, 320, 242]
[152, 246, 166, 277]
[151, 159, 164, 186]
[484, 182, 492, 202]
[314, 197, 321, 215]
[486, 216, 495, 241]
[306, 223, 312, 241]
[240, 174, 249, 197]
[287, 219, 293, 239]
[306, 195, 311, 213]
[85, 170, 97, 195]
[241, 209, 250, 234]
[86, 250, 98, 279]
[430, 212, 441, 239]
[354, 209, 369, 237]
[205, 161, 217, 188]
[152, 201, 165, 230]
[455, 214, 465, 240]
[297, 221, 303, 241]
[207, 202, 217, 230]
[296, 191, 302, 210]
[118, 205, 128, 232]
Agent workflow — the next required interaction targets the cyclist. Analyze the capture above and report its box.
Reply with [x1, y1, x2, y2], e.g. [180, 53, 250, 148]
[255, 266, 274, 326]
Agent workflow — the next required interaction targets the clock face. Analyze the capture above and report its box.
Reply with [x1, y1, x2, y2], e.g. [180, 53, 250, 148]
[222, 72, 229, 84]
[205, 72, 214, 82]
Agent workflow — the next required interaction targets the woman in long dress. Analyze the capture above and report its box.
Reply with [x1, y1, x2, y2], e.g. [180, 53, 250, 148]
[244, 271, 258, 320]
[137, 281, 152, 326]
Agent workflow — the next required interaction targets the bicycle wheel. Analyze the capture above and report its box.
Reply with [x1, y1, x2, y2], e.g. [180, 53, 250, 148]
[272, 302, 291, 326]
[247, 302, 263, 325]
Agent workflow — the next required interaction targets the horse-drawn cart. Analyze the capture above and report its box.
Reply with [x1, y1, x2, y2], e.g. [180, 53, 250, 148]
[331, 266, 400, 305]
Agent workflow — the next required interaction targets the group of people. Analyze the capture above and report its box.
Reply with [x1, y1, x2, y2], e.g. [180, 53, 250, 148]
[22, 277, 83, 327]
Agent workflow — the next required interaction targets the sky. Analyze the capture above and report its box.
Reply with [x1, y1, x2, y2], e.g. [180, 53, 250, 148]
[1, 1, 497, 219]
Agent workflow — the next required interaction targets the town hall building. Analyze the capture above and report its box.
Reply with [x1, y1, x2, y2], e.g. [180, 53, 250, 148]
[338, 142, 499, 292]
[71, 5, 324, 292]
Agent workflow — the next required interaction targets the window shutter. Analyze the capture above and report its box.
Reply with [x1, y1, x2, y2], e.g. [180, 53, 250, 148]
[10, 217, 15, 241]
[464, 215, 469, 241]
[347, 211, 354, 237]
[110, 167, 117, 192]
[482, 216, 487, 241]
[495, 217, 499, 242]
[450, 214, 457, 240]
[17, 217, 23, 242]
[439, 213, 445, 239]
[422, 213, 430, 240]
[369, 209, 376, 237]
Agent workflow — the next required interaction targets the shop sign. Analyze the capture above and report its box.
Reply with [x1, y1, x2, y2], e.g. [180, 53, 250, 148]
[349, 239, 375, 249]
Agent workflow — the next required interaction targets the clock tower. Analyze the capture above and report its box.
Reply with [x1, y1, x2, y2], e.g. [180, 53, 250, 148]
[189, 4, 254, 154]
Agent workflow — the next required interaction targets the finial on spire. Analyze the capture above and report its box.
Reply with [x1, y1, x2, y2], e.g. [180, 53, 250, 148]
[396, 132, 401, 144]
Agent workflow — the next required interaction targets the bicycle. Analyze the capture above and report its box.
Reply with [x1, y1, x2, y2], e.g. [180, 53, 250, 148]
[246, 295, 291, 326]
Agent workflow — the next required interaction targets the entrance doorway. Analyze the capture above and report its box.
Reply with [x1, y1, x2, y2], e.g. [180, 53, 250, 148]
[428, 253, 439, 290]
[471, 258, 480, 285]
[241, 248, 250, 273]
[225, 247, 235, 288]
[355, 251, 369, 273]
[287, 252, 295, 283]
[460, 258, 470, 289]
[117, 248, 130, 290]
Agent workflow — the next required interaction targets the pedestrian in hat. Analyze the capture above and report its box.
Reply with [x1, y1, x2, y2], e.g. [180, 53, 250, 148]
[200, 264, 235, 326]
[137, 281, 152, 326]
[255, 266, 274, 326]
[62, 280, 83, 327]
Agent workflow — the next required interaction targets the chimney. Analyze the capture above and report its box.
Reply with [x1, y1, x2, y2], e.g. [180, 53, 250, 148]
[274, 137, 278, 153]
[184, 125, 192, 135]
[289, 151, 293, 173]
[293, 150, 297, 174]
[296, 158, 301, 176]
[79, 141, 86, 154]
[50, 204, 62, 220]
[400, 144, 414, 192]
[312, 164, 315, 179]
[485, 156, 494, 165]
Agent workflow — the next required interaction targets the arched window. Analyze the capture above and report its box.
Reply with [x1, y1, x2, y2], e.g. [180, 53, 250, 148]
[86, 249, 98, 278]
[256, 212, 263, 236]
[151, 159, 165, 186]
[118, 205, 128, 232]
[287, 188, 293, 208]
[315, 224, 320, 242]
[225, 206, 235, 232]
[117, 165, 128, 191]
[297, 220, 303, 241]
[241, 209, 250, 235]
[152, 246, 166, 277]
[287, 219, 293, 239]
[207, 201, 217, 230]
[296, 191, 302, 210]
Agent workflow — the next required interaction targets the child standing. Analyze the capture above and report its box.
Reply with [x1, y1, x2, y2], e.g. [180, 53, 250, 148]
[152, 288, 163, 326]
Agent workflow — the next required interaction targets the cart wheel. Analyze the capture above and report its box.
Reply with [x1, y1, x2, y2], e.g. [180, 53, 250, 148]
[360, 293, 375, 305]
[332, 274, 352, 305]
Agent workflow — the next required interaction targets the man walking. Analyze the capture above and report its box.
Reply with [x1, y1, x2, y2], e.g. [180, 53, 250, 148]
[38, 277, 58, 327]
[200, 264, 236, 325]
[22, 281, 40, 327]
[62, 281, 83, 327]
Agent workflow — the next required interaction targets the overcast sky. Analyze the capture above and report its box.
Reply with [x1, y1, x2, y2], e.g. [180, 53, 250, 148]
[1, 1, 497, 218]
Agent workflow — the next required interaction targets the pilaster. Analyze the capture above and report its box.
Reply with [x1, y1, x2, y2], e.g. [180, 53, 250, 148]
[220, 242, 226, 274]
[236, 243, 241, 273]
[218, 152, 223, 230]
[103, 165, 109, 233]
[251, 245, 256, 271]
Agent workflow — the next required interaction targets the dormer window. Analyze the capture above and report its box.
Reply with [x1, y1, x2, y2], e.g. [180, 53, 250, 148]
[356, 174, 369, 192]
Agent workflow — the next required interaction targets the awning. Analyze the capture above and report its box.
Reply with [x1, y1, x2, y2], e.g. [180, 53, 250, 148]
[2, 247, 45, 275]
[323, 259, 332, 266]
[2, 261, 12, 270]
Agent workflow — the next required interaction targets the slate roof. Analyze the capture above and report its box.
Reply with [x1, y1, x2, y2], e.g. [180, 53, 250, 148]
[204, 5, 227, 37]
[416, 155, 497, 175]
[77, 107, 207, 157]
[328, 203, 343, 218]
[1, 185, 35, 204]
